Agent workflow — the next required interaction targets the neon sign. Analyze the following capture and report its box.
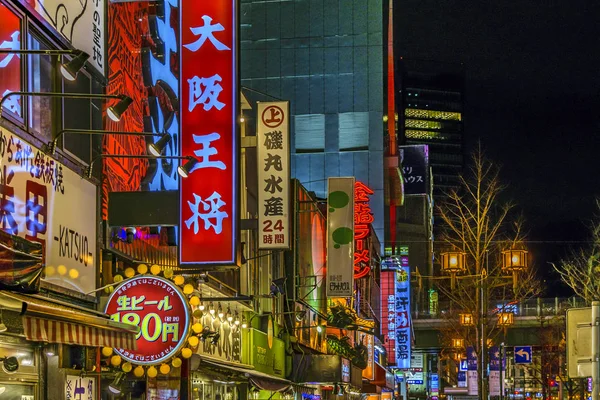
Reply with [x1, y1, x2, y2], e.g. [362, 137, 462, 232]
[105, 276, 190, 365]
[179, 0, 238, 265]
[354, 181, 374, 279]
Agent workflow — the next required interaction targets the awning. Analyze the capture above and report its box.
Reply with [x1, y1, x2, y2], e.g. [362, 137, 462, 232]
[199, 357, 292, 392]
[0, 291, 138, 350]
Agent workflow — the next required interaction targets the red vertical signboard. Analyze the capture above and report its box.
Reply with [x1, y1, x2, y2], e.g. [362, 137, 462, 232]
[180, 0, 238, 265]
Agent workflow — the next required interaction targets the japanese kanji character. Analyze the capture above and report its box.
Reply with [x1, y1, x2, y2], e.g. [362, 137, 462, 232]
[162, 323, 180, 342]
[185, 191, 228, 234]
[117, 295, 145, 311]
[0, 165, 17, 234]
[264, 175, 283, 194]
[354, 181, 374, 201]
[188, 75, 225, 112]
[263, 197, 283, 216]
[183, 15, 231, 52]
[275, 234, 285, 244]
[25, 180, 47, 243]
[263, 234, 273, 244]
[54, 165, 65, 194]
[263, 153, 282, 172]
[264, 130, 283, 150]
[158, 295, 173, 311]
[190, 133, 226, 171]
[0, 31, 20, 68]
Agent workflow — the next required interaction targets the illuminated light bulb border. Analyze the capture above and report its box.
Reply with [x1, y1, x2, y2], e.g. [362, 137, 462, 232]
[103, 263, 243, 377]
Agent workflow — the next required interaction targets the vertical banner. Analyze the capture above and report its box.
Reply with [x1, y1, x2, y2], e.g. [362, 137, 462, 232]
[395, 266, 411, 369]
[381, 269, 397, 364]
[257, 102, 290, 249]
[354, 182, 373, 279]
[180, 0, 238, 265]
[467, 346, 479, 396]
[360, 332, 375, 380]
[399, 145, 430, 195]
[326, 177, 355, 297]
[489, 346, 501, 396]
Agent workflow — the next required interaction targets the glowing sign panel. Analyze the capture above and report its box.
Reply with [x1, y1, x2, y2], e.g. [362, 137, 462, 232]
[354, 182, 373, 279]
[179, 0, 238, 265]
[105, 276, 190, 365]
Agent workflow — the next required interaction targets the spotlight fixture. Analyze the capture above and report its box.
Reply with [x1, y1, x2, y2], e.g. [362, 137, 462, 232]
[177, 157, 199, 178]
[0, 357, 19, 374]
[107, 372, 125, 395]
[226, 307, 233, 323]
[234, 311, 240, 326]
[209, 303, 215, 316]
[199, 302, 205, 312]
[107, 95, 134, 122]
[295, 309, 307, 322]
[147, 133, 172, 156]
[316, 325, 323, 333]
[217, 305, 224, 319]
[59, 50, 90, 81]
[241, 316, 248, 329]
[270, 277, 286, 296]
[210, 333, 220, 345]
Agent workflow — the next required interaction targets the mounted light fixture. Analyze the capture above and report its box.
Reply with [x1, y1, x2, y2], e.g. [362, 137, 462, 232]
[234, 311, 240, 326]
[451, 338, 465, 348]
[60, 51, 91, 81]
[177, 157, 199, 178]
[45, 129, 163, 155]
[0, 48, 89, 81]
[148, 133, 173, 156]
[209, 303, 215, 316]
[497, 312, 514, 327]
[226, 307, 233, 323]
[107, 96, 134, 122]
[84, 154, 196, 179]
[217, 304, 224, 319]
[0, 92, 131, 120]
[241, 316, 248, 329]
[107, 372, 126, 395]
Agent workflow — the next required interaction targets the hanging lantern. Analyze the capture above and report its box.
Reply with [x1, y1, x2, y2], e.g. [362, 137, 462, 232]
[459, 313, 474, 326]
[441, 250, 466, 289]
[451, 338, 465, 348]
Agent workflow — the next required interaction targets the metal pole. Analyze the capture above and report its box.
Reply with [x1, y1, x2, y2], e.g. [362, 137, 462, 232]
[480, 274, 487, 400]
[592, 301, 600, 400]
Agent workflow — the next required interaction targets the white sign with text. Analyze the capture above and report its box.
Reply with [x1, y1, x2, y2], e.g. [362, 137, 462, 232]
[0, 127, 97, 294]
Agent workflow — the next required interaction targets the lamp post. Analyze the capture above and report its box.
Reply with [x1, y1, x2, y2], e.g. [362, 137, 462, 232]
[84, 154, 197, 179]
[440, 248, 528, 400]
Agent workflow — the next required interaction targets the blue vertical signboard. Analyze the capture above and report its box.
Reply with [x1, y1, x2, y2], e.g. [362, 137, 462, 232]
[466, 346, 478, 396]
[489, 346, 501, 396]
[395, 259, 411, 369]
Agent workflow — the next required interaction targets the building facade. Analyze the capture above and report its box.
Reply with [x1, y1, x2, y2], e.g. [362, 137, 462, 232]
[240, 0, 386, 245]
[397, 59, 465, 199]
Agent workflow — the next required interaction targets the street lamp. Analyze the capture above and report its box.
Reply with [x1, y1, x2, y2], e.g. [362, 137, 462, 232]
[502, 249, 528, 290]
[459, 313, 474, 326]
[451, 338, 465, 348]
[497, 312, 514, 327]
[441, 250, 466, 289]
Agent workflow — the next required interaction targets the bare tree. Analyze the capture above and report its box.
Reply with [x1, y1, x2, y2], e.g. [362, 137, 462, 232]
[433, 145, 541, 396]
[552, 200, 600, 305]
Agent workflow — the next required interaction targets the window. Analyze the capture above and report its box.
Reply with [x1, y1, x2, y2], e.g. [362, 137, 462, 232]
[0, 1, 22, 118]
[294, 114, 325, 152]
[339, 112, 369, 150]
[27, 32, 54, 141]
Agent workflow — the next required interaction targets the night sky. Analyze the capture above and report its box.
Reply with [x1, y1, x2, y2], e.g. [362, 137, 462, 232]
[396, 0, 600, 295]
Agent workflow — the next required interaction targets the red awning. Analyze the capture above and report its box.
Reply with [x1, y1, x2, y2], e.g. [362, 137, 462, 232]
[0, 291, 138, 350]
[24, 316, 136, 350]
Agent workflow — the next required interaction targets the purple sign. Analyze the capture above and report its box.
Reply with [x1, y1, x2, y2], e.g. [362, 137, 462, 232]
[467, 347, 477, 371]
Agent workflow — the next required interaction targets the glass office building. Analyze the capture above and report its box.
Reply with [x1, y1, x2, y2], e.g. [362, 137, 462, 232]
[240, 0, 385, 244]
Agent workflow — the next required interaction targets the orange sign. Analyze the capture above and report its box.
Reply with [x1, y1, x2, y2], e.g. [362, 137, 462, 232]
[354, 182, 374, 278]
[361, 332, 375, 380]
